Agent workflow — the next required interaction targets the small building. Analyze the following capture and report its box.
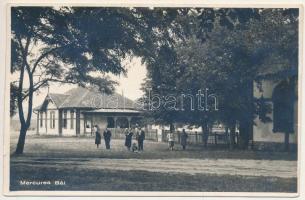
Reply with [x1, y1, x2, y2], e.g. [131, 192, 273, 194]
[34, 87, 142, 136]
[253, 68, 298, 150]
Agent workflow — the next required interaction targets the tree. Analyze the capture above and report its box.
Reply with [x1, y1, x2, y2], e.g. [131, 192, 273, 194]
[11, 7, 182, 154]
[272, 78, 297, 151]
[142, 8, 298, 149]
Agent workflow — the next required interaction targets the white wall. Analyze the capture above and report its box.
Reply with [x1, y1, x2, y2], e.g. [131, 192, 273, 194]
[253, 80, 297, 144]
[38, 111, 47, 134]
[80, 113, 85, 135]
[37, 101, 59, 136]
[37, 101, 78, 136]
[61, 109, 76, 136]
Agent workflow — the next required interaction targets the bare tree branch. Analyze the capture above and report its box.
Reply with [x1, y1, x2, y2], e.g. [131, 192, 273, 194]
[21, 77, 79, 100]
[31, 46, 58, 73]
[31, 44, 72, 74]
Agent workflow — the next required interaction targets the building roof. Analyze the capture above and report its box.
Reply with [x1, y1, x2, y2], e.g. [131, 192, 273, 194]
[83, 108, 141, 114]
[35, 87, 139, 111]
[256, 62, 297, 80]
[48, 93, 69, 107]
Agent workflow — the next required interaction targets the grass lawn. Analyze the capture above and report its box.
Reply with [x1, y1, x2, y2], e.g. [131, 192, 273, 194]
[9, 135, 298, 192]
[10, 166, 297, 192]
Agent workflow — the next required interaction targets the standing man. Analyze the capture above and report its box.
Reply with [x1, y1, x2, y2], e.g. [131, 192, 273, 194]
[138, 127, 145, 151]
[103, 128, 112, 149]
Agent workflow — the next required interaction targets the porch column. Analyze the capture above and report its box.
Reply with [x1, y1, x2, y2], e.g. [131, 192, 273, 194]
[45, 112, 47, 134]
[113, 116, 118, 135]
[36, 112, 39, 135]
[58, 110, 62, 136]
[76, 110, 80, 135]
[90, 115, 93, 136]
[113, 117, 118, 128]
[83, 114, 86, 135]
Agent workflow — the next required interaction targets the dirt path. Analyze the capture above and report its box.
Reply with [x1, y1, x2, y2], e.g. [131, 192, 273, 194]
[12, 157, 297, 178]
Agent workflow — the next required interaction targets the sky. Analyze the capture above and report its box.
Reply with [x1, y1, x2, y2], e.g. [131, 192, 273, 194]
[109, 57, 147, 101]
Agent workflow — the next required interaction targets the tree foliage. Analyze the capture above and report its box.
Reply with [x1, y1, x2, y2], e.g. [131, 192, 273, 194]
[142, 8, 298, 148]
[11, 7, 184, 154]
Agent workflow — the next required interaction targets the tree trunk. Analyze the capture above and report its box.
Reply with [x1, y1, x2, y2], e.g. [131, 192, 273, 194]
[169, 123, 175, 133]
[15, 62, 34, 154]
[15, 89, 33, 154]
[238, 81, 254, 149]
[238, 121, 250, 149]
[239, 118, 254, 149]
[225, 126, 229, 148]
[229, 123, 236, 150]
[202, 122, 209, 148]
[284, 132, 290, 152]
[15, 125, 28, 154]
[14, 37, 34, 154]
[15, 63, 26, 154]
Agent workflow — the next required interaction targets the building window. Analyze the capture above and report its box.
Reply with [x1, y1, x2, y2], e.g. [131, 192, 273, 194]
[107, 117, 115, 128]
[63, 110, 67, 129]
[40, 112, 43, 127]
[85, 120, 91, 129]
[70, 110, 74, 129]
[50, 111, 55, 129]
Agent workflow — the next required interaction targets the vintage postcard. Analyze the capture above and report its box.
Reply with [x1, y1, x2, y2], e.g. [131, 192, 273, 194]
[1, 0, 304, 198]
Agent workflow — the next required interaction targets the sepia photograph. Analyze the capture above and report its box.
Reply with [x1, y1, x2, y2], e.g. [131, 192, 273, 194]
[2, 2, 303, 197]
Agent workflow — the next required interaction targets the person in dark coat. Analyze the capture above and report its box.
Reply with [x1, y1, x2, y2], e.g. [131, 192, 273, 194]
[124, 128, 133, 151]
[180, 129, 188, 150]
[124, 128, 129, 147]
[94, 125, 101, 148]
[103, 128, 112, 149]
[137, 127, 145, 151]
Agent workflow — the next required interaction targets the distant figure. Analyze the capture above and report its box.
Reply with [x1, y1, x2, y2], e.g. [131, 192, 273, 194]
[124, 128, 133, 151]
[167, 132, 175, 150]
[180, 129, 188, 150]
[137, 127, 145, 151]
[134, 124, 139, 136]
[135, 127, 140, 148]
[103, 128, 112, 149]
[94, 125, 101, 148]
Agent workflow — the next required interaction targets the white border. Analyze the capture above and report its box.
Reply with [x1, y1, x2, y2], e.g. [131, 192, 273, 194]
[1, 0, 304, 198]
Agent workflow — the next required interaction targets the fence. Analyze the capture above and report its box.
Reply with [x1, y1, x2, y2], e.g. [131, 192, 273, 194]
[162, 130, 239, 146]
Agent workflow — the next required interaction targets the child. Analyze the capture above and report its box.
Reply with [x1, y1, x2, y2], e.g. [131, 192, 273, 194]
[167, 132, 175, 150]
[132, 142, 138, 152]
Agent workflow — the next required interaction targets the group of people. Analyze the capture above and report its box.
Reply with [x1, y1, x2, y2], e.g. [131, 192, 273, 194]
[124, 127, 145, 152]
[94, 126, 112, 149]
[167, 129, 188, 151]
[93, 125, 146, 152]
[94, 125, 189, 151]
